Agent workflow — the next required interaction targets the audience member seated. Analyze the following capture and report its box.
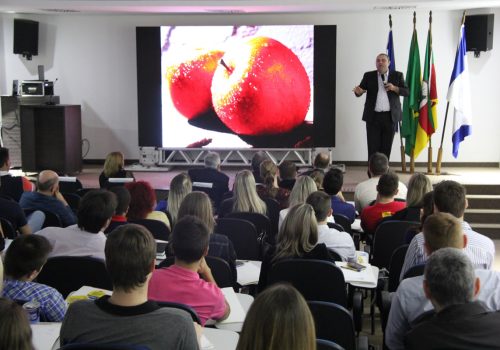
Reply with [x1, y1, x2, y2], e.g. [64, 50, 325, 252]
[386, 213, 500, 350]
[404, 191, 434, 244]
[323, 168, 356, 223]
[258, 203, 335, 292]
[278, 161, 297, 190]
[306, 191, 356, 261]
[149, 216, 230, 326]
[360, 172, 406, 234]
[105, 186, 131, 233]
[125, 181, 171, 230]
[354, 152, 407, 212]
[167, 172, 192, 225]
[188, 152, 229, 209]
[236, 283, 316, 350]
[0, 147, 34, 201]
[220, 170, 267, 218]
[60, 224, 199, 349]
[309, 169, 325, 191]
[20, 170, 77, 227]
[99, 151, 134, 189]
[301, 151, 331, 176]
[176, 191, 236, 277]
[257, 160, 290, 209]
[0, 297, 34, 350]
[400, 180, 495, 279]
[404, 248, 500, 349]
[278, 176, 317, 229]
[251, 151, 269, 184]
[383, 173, 432, 224]
[2, 235, 66, 321]
[37, 190, 116, 260]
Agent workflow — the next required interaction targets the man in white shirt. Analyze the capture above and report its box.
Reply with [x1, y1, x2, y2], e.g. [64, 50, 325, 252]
[385, 212, 500, 350]
[37, 190, 117, 260]
[306, 191, 356, 261]
[354, 152, 407, 212]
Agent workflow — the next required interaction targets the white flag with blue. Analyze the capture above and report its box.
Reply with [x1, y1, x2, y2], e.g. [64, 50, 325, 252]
[447, 23, 472, 158]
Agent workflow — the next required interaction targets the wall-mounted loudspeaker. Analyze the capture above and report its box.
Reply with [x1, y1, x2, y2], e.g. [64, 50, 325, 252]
[465, 14, 494, 55]
[13, 19, 39, 60]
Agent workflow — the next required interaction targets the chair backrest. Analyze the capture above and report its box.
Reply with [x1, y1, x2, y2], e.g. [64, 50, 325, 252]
[332, 214, 352, 234]
[388, 244, 409, 292]
[0, 175, 24, 202]
[371, 220, 419, 270]
[76, 188, 97, 197]
[62, 192, 81, 213]
[226, 212, 271, 240]
[36, 256, 112, 298]
[156, 300, 202, 325]
[128, 218, 170, 241]
[262, 197, 280, 244]
[0, 217, 18, 239]
[327, 222, 345, 232]
[104, 220, 127, 234]
[215, 218, 260, 261]
[157, 256, 234, 289]
[217, 198, 234, 218]
[268, 259, 347, 306]
[192, 181, 226, 211]
[309, 301, 354, 350]
[60, 343, 149, 350]
[316, 339, 346, 350]
[58, 177, 83, 194]
[403, 263, 426, 280]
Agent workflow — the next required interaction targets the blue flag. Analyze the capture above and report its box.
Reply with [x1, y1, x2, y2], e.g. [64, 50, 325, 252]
[387, 29, 396, 72]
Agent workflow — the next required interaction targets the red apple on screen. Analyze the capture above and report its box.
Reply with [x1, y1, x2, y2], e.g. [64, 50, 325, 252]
[166, 49, 224, 120]
[211, 36, 311, 135]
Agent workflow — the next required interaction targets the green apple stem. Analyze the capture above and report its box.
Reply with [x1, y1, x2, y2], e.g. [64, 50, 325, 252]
[220, 59, 233, 74]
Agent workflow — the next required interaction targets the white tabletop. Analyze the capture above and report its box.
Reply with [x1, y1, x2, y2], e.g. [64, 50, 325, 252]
[31, 323, 61, 350]
[236, 260, 261, 286]
[335, 262, 379, 289]
[203, 327, 239, 350]
[215, 293, 253, 332]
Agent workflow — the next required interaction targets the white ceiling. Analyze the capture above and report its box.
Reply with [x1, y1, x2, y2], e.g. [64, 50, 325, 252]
[1, 0, 500, 15]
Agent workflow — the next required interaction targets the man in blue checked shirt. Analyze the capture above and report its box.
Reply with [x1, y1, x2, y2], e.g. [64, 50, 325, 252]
[2, 235, 66, 321]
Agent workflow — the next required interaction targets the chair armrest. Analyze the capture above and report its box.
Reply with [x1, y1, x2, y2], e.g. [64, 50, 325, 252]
[352, 289, 364, 333]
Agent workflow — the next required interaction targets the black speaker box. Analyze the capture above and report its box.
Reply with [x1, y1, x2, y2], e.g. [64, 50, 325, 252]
[13, 19, 39, 58]
[465, 14, 494, 52]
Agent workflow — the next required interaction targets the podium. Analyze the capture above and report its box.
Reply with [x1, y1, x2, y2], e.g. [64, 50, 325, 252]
[20, 104, 82, 174]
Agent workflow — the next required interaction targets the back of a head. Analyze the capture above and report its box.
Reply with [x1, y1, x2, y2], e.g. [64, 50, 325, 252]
[423, 212, 464, 254]
[125, 181, 156, 220]
[78, 189, 117, 233]
[376, 172, 399, 198]
[0, 298, 33, 350]
[4, 235, 52, 279]
[433, 180, 466, 218]
[306, 191, 331, 222]
[168, 173, 192, 223]
[0, 147, 9, 168]
[37, 170, 58, 192]
[251, 151, 269, 172]
[109, 186, 131, 216]
[171, 216, 210, 263]
[323, 168, 343, 196]
[233, 170, 267, 215]
[260, 160, 278, 188]
[276, 203, 318, 261]
[204, 152, 221, 169]
[425, 247, 475, 309]
[177, 191, 215, 233]
[237, 283, 316, 350]
[406, 173, 432, 207]
[289, 176, 317, 207]
[279, 161, 297, 180]
[369, 152, 389, 176]
[105, 224, 156, 292]
[103, 151, 124, 177]
[313, 152, 330, 169]
[420, 191, 435, 225]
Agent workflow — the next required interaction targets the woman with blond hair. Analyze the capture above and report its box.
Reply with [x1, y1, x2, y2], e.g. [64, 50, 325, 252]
[257, 160, 290, 209]
[177, 191, 236, 276]
[167, 173, 192, 225]
[237, 283, 316, 350]
[99, 151, 134, 188]
[278, 176, 317, 229]
[230, 170, 267, 215]
[258, 203, 334, 291]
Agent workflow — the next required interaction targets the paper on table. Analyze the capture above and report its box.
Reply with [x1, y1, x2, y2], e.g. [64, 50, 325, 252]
[236, 261, 261, 285]
[31, 323, 61, 350]
[351, 219, 363, 232]
[200, 334, 215, 350]
[66, 285, 113, 303]
[218, 288, 246, 324]
[335, 262, 377, 285]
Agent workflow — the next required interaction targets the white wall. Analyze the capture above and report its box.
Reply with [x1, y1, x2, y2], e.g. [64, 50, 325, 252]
[1, 9, 499, 164]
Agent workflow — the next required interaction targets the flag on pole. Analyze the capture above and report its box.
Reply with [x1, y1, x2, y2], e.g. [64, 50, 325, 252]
[447, 23, 472, 158]
[387, 28, 396, 72]
[415, 23, 438, 157]
[401, 27, 422, 156]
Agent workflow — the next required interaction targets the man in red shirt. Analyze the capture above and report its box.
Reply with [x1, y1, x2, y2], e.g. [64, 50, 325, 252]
[361, 171, 406, 234]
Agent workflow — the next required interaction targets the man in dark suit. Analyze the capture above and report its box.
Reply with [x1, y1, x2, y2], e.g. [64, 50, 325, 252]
[187, 152, 229, 209]
[353, 53, 409, 160]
